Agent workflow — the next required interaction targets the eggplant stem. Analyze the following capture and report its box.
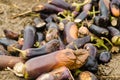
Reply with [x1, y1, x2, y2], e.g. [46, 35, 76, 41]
[91, 36, 109, 51]
[73, 42, 78, 50]
[12, 47, 27, 58]
[7, 67, 23, 77]
[72, 0, 91, 11]
[88, 11, 100, 15]
[101, 37, 113, 46]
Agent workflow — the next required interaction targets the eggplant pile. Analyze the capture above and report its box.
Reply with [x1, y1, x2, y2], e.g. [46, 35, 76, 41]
[0, 0, 120, 80]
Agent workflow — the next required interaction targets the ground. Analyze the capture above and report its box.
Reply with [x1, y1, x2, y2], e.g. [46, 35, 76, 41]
[0, 0, 120, 80]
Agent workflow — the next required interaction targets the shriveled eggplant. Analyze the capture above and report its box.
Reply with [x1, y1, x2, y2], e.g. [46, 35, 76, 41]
[36, 66, 74, 80]
[13, 49, 89, 79]
[79, 71, 98, 80]
[64, 22, 78, 44]
[0, 55, 24, 69]
[46, 22, 59, 41]
[78, 26, 90, 37]
[58, 19, 68, 31]
[22, 25, 36, 50]
[14, 39, 60, 59]
[66, 36, 91, 50]
[7, 42, 22, 54]
[4, 29, 19, 40]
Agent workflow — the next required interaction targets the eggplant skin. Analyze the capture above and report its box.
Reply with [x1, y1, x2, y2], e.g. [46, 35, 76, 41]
[107, 26, 120, 37]
[88, 24, 109, 36]
[66, 36, 91, 50]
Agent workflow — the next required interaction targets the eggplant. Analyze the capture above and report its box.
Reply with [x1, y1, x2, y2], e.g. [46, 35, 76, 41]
[36, 66, 74, 80]
[14, 39, 60, 59]
[64, 22, 78, 44]
[78, 26, 90, 37]
[48, 0, 73, 10]
[66, 36, 91, 50]
[88, 24, 109, 36]
[0, 55, 24, 69]
[32, 3, 65, 13]
[79, 71, 98, 80]
[3, 29, 19, 40]
[84, 43, 97, 58]
[36, 32, 44, 42]
[98, 0, 110, 27]
[7, 42, 22, 54]
[74, 11, 89, 23]
[107, 26, 120, 36]
[58, 19, 68, 31]
[107, 26, 120, 45]
[22, 25, 36, 50]
[46, 22, 59, 41]
[0, 38, 17, 48]
[13, 49, 89, 79]
[110, 0, 120, 17]
[98, 51, 111, 63]
[84, 56, 98, 72]
[33, 17, 46, 28]
[58, 37, 65, 50]
[0, 45, 9, 55]
[74, 3, 92, 23]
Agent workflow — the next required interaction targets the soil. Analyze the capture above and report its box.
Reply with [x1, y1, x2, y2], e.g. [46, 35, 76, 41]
[0, 0, 120, 80]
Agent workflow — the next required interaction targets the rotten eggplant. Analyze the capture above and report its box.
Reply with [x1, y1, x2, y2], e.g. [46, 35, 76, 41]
[79, 71, 98, 80]
[4, 29, 19, 40]
[36, 66, 74, 80]
[110, 0, 120, 17]
[13, 49, 89, 79]
[46, 23, 59, 41]
[0, 55, 24, 69]
[64, 22, 78, 44]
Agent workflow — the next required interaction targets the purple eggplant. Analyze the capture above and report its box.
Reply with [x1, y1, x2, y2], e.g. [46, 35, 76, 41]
[66, 36, 91, 50]
[22, 25, 36, 50]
